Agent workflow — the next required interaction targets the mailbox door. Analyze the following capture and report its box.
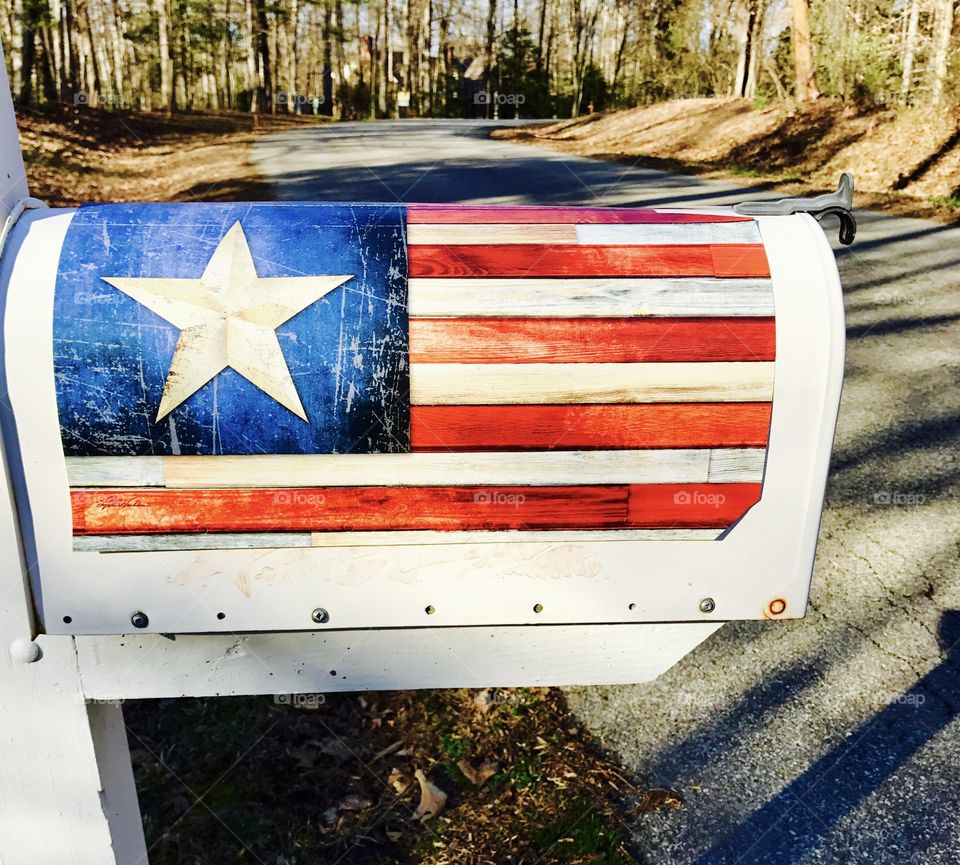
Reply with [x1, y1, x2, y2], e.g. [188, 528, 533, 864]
[0, 203, 844, 635]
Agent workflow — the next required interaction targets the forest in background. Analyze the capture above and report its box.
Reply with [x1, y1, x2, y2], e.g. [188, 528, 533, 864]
[0, 0, 956, 121]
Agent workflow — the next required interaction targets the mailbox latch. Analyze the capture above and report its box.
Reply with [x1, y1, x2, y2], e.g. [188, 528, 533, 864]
[734, 173, 856, 246]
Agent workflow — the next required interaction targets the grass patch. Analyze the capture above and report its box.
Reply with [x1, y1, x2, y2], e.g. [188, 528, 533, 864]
[929, 195, 960, 209]
[727, 164, 765, 177]
[531, 801, 636, 864]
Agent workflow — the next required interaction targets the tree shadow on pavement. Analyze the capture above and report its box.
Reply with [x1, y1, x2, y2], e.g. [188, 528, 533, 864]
[691, 610, 960, 864]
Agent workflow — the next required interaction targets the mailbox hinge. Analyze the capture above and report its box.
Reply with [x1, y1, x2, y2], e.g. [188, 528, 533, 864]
[733, 173, 856, 246]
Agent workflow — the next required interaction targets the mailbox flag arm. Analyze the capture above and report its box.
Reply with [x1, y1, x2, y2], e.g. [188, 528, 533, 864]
[734, 173, 857, 246]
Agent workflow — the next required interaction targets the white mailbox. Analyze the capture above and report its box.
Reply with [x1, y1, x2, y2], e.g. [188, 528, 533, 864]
[0, 48, 849, 865]
[2, 195, 845, 642]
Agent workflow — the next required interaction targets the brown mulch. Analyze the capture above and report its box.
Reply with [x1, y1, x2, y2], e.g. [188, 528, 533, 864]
[126, 687, 654, 864]
[16, 104, 315, 206]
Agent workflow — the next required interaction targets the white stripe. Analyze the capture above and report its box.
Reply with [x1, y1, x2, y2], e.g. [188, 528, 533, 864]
[309, 528, 723, 546]
[408, 224, 578, 244]
[66, 448, 767, 489]
[73, 533, 312, 552]
[66, 456, 165, 486]
[408, 277, 774, 317]
[708, 448, 767, 482]
[575, 222, 761, 245]
[411, 362, 774, 404]
[73, 528, 723, 553]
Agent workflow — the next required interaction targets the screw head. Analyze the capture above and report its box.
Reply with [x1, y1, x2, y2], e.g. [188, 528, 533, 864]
[311, 608, 329, 624]
[130, 611, 149, 629]
[533, 603, 544, 614]
[10, 638, 41, 663]
[699, 597, 716, 614]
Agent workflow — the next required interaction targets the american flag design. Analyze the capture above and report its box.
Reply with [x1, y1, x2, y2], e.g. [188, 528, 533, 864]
[56, 202, 774, 553]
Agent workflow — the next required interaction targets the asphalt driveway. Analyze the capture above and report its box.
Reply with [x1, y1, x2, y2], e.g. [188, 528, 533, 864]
[253, 120, 960, 863]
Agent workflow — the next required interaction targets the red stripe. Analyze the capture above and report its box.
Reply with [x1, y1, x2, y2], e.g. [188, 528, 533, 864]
[628, 483, 761, 527]
[71, 483, 760, 534]
[409, 404, 772, 451]
[405, 205, 752, 224]
[407, 244, 770, 278]
[409, 317, 775, 363]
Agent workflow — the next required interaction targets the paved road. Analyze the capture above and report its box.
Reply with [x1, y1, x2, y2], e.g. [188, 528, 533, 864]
[253, 120, 960, 864]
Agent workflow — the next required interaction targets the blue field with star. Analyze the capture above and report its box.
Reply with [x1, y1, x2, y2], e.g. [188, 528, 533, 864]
[53, 203, 409, 456]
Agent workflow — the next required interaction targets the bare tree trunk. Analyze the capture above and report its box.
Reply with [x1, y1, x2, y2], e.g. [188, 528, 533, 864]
[744, 0, 764, 98]
[928, 0, 955, 105]
[61, 0, 78, 101]
[483, 0, 497, 118]
[19, 14, 34, 104]
[790, 0, 820, 101]
[334, 0, 345, 117]
[424, 0, 434, 114]
[36, 24, 56, 101]
[377, 0, 389, 115]
[611, 1, 630, 100]
[248, 0, 272, 112]
[76, 0, 102, 100]
[322, 0, 333, 113]
[155, 0, 174, 112]
[372, 8, 382, 117]
[289, 0, 300, 109]
[900, 0, 921, 100]
[535, 0, 547, 72]
[245, 0, 257, 112]
[571, 0, 600, 117]
[220, 0, 233, 109]
[107, 0, 126, 105]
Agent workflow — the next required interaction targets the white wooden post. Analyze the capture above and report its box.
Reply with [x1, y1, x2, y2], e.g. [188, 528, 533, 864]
[0, 47, 148, 865]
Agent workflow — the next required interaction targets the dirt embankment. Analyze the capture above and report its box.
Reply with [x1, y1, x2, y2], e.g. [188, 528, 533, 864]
[495, 98, 960, 222]
[15, 105, 316, 206]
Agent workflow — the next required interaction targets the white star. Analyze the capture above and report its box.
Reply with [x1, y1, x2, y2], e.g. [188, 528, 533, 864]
[103, 221, 352, 422]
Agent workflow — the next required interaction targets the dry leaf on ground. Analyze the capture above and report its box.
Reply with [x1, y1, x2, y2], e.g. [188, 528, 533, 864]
[388, 767, 412, 794]
[636, 787, 683, 812]
[456, 758, 500, 786]
[413, 769, 447, 822]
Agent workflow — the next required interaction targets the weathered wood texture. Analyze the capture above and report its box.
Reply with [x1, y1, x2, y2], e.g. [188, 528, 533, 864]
[72, 482, 762, 533]
[409, 317, 776, 363]
[74, 527, 722, 552]
[407, 277, 774, 317]
[409, 404, 773, 450]
[407, 244, 770, 278]
[59, 204, 775, 551]
[68, 447, 765, 488]
[404, 205, 753, 224]
[406, 221, 762, 245]
[410, 362, 775, 404]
